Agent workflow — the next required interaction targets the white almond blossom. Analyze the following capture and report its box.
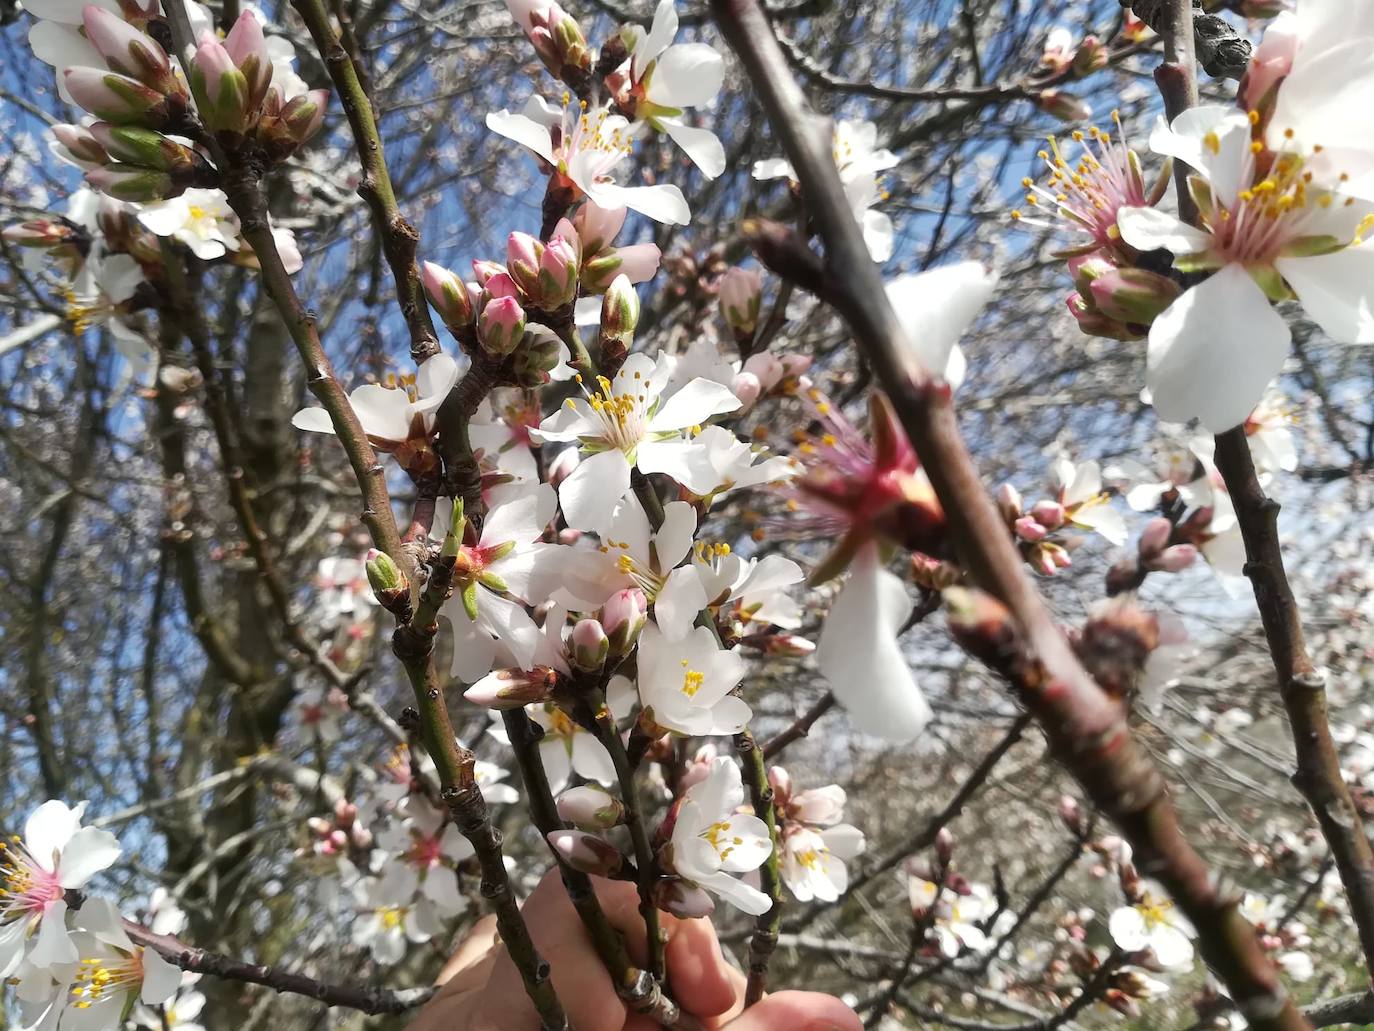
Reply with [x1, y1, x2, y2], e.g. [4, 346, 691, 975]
[817, 542, 931, 741]
[1109, 888, 1196, 971]
[693, 546, 804, 630]
[137, 190, 241, 262]
[1117, 104, 1374, 431]
[909, 877, 999, 957]
[1051, 458, 1128, 546]
[437, 483, 565, 682]
[351, 874, 443, 965]
[636, 621, 749, 736]
[594, 494, 708, 640]
[778, 825, 864, 904]
[755, 120, 900, 261]
[132, 979, 206, 1031]
[614, 0, 725, 177]
[54, 899, 181, 1031]
[292, 354, 463, 453]
[64, 249, 154, 372]
[373, 799, 472, 917]
[1, 801, 121, 978]
[666, 756, 772, 915]
[534, 352, 741, 530]
[488, 96, 690, 225]
[293, 685, 349, 744]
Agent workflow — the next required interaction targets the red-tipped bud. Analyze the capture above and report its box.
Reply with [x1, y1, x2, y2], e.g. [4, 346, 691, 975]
[82, 6, 178, 96]
[1029, 499, 1066, 530]
[653, 877, 715, 918]
[1070, 36, 1108, 77]
[464, 666, 559, 709]
[601, 588, 647, 657]
[422, 260, 475, 335]
[718, 265, 763, 339]
[547, 829, 623, 876]
[478, 295, 526, 357]
[570, 618, 609, 673]
[572, 201, 626, 254]
[1014, 515, 1049, 543]
[64, 67, 171, 126]
[539, 235, 580, 309]
[555, 785, 625, 831]
[1037, 88, 1092, 123]
[84, 164, 176, 201]
[1058, 795, 1084, 836]
[1087, 268, 1182, 326]
[505, 231, 543, 296]
[1067, 292, 1145, 342]
[2, 220, 79, 249]
[223, 11, 273, 112]
[995, 482, 1023, 522]
[190, 33, 251, 133]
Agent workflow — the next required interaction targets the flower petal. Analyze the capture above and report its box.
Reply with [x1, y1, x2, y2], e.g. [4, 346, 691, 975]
[1116, 206, 1213, 256]
[885, 262, 996, 388]
[1146, 264, 1291, 432]
[486, 108, 557, 165]
[647, 43, 725, 109]
[657, 117, 726, 179]
[559, 448, 632, 531]
[649, 378, 742, 432]
[1278, 244, 1374, 344]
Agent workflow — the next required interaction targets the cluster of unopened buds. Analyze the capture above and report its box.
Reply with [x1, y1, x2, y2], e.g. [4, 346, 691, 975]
[302, 798, 373, 858]
[1105, 516, 1201, 594]
[55, 7, 325, 201]
[1033, 25, 1117, 124]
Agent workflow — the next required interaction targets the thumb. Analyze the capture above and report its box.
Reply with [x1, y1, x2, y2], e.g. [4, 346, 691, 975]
[723, 991, 862, 1031]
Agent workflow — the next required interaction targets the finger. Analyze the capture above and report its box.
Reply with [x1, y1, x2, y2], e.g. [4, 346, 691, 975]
[478, 869, 628, 1030]
[589, 873, 661, 968]
[434, 914, 499, 987]
[664, 913, 738, 1018]
[723, 991, 862, 1031]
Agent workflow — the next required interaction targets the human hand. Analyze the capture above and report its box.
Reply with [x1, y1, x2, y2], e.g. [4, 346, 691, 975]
[410, 868, 860, 1030]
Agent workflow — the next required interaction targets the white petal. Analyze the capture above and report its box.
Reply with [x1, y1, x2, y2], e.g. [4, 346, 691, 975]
[1149, 923, 1196, 970]
[636, 0, 678, 67]
[570, 734, 617, 785]
[647, 44, 725, 109]
[649, 378, 742, 431]
[699, 871, 773, 915]
[348, 383, 412, 442]
[655, 501, 698, 568]
[590, 182, 690, 227]
[1151, 105, 1253, 202]
[25, 801, 84, 871]
[56, 827, 122, 888]
[28, 901, 78, 969]
[655, 565, 708, 640]
[861, 209, 895, 264]
[1108, 906, 1149, 951]
[140, 948, 182, 1005]
[1117, 206, 1212, 256]
[753, 157, 795, 181]
[486, 109, 557, 165]
[1278, 244, 1374, 344]
[558, 448, 631, 531]
[636, 438, 720, 494]
[291, 407, 336, 435]
[658, 118, 726, 179]
[413, 353, 463, 409]
[885, 262, 996, 388]
[817, 544, 930, 740]
[1146, 265, 1291, 432]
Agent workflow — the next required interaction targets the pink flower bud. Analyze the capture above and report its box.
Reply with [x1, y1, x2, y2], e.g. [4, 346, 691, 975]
[1030, 499, 1066, 530]
[1136, 517, 1173, 560]
[730, 372, 761, 411]
[482, 271, 520, 300]
[718, 266, 763, 337]
[513, 1, 591, 78]
[570, 618, 609, 672]
[334, 798, 358, 824]
[279, 89, 327, 144]
[85, 164, 175, 201]
[306, 816, 331, 837]
[505, 231, 543, 296]
[2, 220, 78, 249]
[779, 354, 812, 379]
[51, 123, 108, 166]
[995, 482, 1023, 522]
[464, 666, 558, 708]
[88, 122, 199, 173]
[598, 274, 639, 374]
[1070, 35, 1108, 77]
[1014, 515, 1048, 543]
[547, 829, 623, 876]
[223, 10, 273, 110]
[1154, 543, 1198, 574]
[792, 785, 846, 826]
[742, 352, 784, 392]
[422, 260, 475, 334]
[539, 235, 580, 308]
[190, 33, 251, 133]
[82, 5, 177, 95]
[1066, 252, 1116, 293]
[572, 201, 626, 254]
[601, 587, 647, 657]
[653, 877, 715, 918]
[1058, 795, 1083, 836]
[767, 766, 792, 804]
[1031, 547, 1058, 577]
[1087, 268, 1182, 326]
[1037, 88, 1092, 123]
[64, 67, 169, 125]
[478, 295, 526, 357]
[1067, 292, 1144, 342]
[471, 258, 506, 285]
[934, 827, 954, 866]
[555, 785, 625, 831]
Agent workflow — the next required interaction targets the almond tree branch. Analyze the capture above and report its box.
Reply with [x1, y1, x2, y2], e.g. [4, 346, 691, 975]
[735, 729, 781, 1006]
[1213, 427, 1374, 982]
[708, 3, 1308, 1026]
[121, 917, 433, 1015]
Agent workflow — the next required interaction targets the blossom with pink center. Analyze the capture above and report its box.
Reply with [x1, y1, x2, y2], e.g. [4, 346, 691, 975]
[374, 798, 472, 917]
[1117, 104, 1374, 431]
[487, 95, 690, 225]
[0, 801, 121, 978]
[1012, 113, 1152, 259]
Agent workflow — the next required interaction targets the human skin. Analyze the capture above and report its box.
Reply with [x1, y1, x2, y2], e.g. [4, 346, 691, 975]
[410, 869, 861, 1031]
